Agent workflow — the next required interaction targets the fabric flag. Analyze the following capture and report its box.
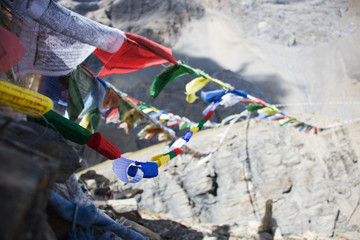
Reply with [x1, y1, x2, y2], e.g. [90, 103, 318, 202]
[185, 77, 209, 103]
[79, 79, 106, 118]
[87, 132, 121, 160]
[67, 65, 95, 121]
[138, 125, 164, 140]
[8, 0, 125, 76]
[125, 95, 141, 105]
[94, 32, 178, 76]
[48, 191, 148, 240]
[257, 106, 280, 116]
[150, 62, 209, 97]
[103, 88, 122, 110]
[138, 102, 156, 112]
[38, 75, 69, 106]
[0, 80, 53, 116]
[113, 157, 144, 183]
[151, 147, 183, 168]
[121, 109, 143, 129]
[104, 108, 121, 124]
[90, 109, 102, 133]
[0, 26, 26, 75]
[201, 89, 227, 103]
[278, 118, 298, 127]
[220, 93, 244, 108]
[127, 161, 159, 179]
[245, 103, 265, 112]
[79, 109, 101, 133]
[28, 110, 92, 145]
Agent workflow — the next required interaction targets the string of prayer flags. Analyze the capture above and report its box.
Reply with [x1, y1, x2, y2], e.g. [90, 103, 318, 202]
[112, 100, 219, 182]
[0, 80, 53, 116]
[94, 32, 178, 76]
[150, 100, 218, 168]
[28, 110, 92, 145]
[158, 58, 322, 136]
[86, 132, 121, 160]
[106, 84, 178, 140]
[26, 107, 122, 159]
[0, 26, 26, 75]
[151, 147, 183, 167]
[150, 61, 239, 100]
[6, 0, 124, 76]
[149, 61, 209, 97]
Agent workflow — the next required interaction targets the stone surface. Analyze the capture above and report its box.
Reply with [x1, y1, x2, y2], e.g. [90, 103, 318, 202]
[0, 118, 80, 182]
[94, 198, 138, 214]
[85, 116, 360, 239]
[0, 116, 80, 240]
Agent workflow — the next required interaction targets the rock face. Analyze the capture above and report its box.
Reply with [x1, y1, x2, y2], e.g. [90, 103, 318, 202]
[0, 116, 80, 240]
[86, 115, 360, 239]
[60, 0, 205, 46]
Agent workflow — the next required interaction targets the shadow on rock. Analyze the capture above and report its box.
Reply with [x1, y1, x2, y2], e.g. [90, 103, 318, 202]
[140, 219, 204, 240]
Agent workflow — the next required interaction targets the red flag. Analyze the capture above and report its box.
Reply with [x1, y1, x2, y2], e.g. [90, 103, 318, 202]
[87, 132, 121, 160]
[94, 32, 178, 77]
[0, 26, 26, 75]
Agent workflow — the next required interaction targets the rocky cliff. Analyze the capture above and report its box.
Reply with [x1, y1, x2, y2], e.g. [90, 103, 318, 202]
[80, 114, 360, 239]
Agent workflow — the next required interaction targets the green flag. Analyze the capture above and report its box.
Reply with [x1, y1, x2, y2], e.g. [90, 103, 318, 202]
[90, 109, 101, 133]
[245, 103, 265, 112]
[67, 66, 95, 121]
[149, 62, 208, 97]
[28, 110, 92, 145]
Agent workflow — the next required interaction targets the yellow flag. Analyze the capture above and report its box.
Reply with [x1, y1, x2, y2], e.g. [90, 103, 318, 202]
[185, 77, 209, 103]
[258, 106, 280, 116]
[0, 80, 52, 116]
[208, 77, 232, 89]
[79, 112, 92, 130]
[142, 107, 160, 114]
[190, 126, 199, 134]
[159, 114, 171, 120]
[158, 155, 171, 167]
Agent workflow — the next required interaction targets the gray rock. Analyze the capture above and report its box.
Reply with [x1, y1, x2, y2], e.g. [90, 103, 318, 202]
[0, 129, 58, 239]
[0, 116, 81, 239]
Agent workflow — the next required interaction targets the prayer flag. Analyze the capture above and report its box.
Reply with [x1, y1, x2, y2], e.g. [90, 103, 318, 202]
[103, 88, 122, 110]
[113, 157, 144, 183]
[150, 62, 208, 97]
[79, 79, 106, 118]
[245, 103, 265, 112]
[0, 80, 52, 116]
[87, 132, 121, 160]
[220, 93, 244, 108]
[185, 77, 209, 103]
[38, 75, 69, 105]
[0, 26, 26, 75]
[94, 32, 178, 76]
[67, 66, 95, 121]
[28, 110, 92, 145]
[8, 0, 124, 76]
